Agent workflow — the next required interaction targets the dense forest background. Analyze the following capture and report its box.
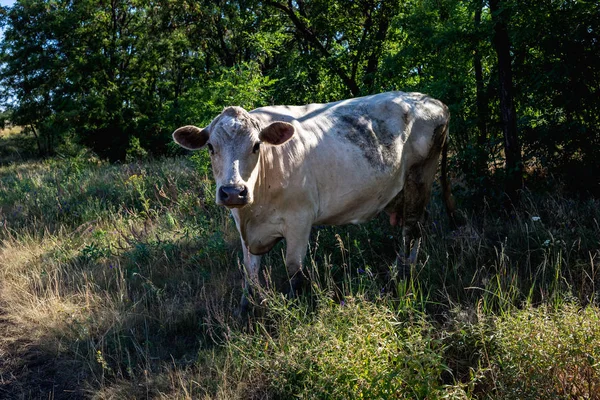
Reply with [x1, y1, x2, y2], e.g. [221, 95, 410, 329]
[1, 0, 599, 197]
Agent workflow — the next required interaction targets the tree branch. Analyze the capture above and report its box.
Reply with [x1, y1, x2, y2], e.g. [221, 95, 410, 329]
[265, 0, 360, 96]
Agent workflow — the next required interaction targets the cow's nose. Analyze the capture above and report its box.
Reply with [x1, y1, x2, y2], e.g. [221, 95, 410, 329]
[218, 185, 249, 206]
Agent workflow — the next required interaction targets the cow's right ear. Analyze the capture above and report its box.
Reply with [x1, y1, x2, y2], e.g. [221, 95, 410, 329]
[172, 125, 210, 150]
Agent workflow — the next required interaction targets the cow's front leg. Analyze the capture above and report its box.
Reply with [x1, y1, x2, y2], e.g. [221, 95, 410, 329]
[239, 239, 262, 315]
[284, 223, 312, 297]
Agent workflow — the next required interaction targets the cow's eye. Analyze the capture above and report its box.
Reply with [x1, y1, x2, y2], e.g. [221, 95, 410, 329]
[206, 143, 214, 155]
[252, 142, 261, 154]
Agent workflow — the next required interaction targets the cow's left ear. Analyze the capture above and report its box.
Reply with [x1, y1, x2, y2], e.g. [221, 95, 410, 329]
[259, 122, 295, 145]
[173, 125, 210, 150]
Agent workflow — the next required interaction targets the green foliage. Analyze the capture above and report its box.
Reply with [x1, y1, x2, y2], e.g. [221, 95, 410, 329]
[0, 0, 598, 195]
[125, 136, 149, 162]
[177, 61, 276, 127]
[230, 298, 458, 399]
[492, 305, 600, 399]
[509, 0, 600, 194]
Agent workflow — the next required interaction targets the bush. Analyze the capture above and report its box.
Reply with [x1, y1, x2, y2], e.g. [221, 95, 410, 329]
[492, 304, 600, 399]
[229, 297, 466, 399]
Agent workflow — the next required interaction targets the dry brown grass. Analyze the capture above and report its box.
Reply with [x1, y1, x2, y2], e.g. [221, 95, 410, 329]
[0, 125, 23, 137]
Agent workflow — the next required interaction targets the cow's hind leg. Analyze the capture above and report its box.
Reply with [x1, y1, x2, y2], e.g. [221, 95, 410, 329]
[399, 164, 438, 266]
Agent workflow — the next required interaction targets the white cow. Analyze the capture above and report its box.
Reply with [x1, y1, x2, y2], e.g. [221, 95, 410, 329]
[173, 91, 455, 311]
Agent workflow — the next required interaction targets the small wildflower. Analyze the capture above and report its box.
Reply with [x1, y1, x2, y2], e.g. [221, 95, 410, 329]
[531, 216, 541, 222]
[357, 268, 365, 274]
[340, 300, 346, 306]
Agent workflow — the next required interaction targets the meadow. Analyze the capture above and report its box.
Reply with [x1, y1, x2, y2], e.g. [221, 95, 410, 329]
[0, 143, 599, 399]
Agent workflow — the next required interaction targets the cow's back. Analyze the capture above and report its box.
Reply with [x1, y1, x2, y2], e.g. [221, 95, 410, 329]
[249, 92, 449, 226]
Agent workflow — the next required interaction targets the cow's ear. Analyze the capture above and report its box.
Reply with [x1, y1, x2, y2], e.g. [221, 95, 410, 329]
[259, 122, 295, 145]
[173, 125, 210, 150]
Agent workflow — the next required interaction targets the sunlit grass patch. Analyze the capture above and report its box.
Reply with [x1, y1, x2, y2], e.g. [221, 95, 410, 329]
[0, 126, 37, 164]
[491, 304, 600, 399]
[227, 296, 464, 399]
[0, 155, 222, 235]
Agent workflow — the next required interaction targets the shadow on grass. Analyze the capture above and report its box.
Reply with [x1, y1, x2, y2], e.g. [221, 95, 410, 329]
[0, 227, 241, 398]
[0, 307, 89, 399]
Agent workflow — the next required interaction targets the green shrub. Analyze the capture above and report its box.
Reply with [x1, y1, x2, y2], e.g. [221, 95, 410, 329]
[492, 304, 600, 399]
[229, 297, 467, 399]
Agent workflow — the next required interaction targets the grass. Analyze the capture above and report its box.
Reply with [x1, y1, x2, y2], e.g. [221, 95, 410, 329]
[0, 153, 599, 399]
[0, 126, 39, 164]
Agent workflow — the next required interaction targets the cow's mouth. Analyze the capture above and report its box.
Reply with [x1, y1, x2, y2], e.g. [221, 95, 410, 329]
[224, 203, 248, 209]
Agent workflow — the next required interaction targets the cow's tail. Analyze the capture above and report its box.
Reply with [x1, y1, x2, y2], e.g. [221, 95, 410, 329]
[440, 127, 457, 228]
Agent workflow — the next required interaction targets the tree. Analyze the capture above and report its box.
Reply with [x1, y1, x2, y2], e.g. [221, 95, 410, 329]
[264, 0, 400, 98]
[489, 0, 523, 201]
[509, 0, 600, 194]
[0, 0, 598, 198]
[472, 0, 488, 148]
[0, 0, 71, 155]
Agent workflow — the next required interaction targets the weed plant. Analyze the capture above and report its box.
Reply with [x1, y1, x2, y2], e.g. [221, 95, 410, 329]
[0, 155, 598, 399]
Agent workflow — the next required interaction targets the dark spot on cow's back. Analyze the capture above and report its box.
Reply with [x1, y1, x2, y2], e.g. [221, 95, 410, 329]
[339, 114, 370, 138]
[373, 118, 398, 145]
[337, 113, 398, 170]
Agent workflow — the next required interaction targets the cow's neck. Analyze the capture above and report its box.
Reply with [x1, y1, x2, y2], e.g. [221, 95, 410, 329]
[235, 142, 301, 238]
[256, 143, 299, 206]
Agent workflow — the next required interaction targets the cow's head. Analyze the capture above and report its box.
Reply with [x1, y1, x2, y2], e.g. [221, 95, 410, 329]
[172, 107, 294, 208]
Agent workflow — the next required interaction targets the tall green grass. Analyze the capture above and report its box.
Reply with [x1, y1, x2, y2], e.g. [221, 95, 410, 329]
[0, 155, 598, 399]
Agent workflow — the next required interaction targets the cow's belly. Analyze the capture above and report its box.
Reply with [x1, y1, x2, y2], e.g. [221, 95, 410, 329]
[313, 178, 402, 226]
[316, 206, 382, 225]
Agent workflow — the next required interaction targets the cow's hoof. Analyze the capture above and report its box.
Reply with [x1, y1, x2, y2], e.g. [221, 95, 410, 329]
[393, 256, 413, 280]
[234, 304, 248, 320]
[235, 293, 251, 319]
[286, 273, 309, 299]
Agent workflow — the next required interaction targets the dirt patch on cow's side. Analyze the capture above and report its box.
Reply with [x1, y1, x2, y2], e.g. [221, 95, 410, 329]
[337, 112, 398, 171]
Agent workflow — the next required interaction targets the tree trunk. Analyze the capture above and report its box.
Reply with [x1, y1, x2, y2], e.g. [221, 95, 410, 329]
[29, 124, 44, 157]
[473, 0, 488, 175]
[363, 2, 393, 93]
[474, 2, 487, 147]
[489, 0, 523, 202]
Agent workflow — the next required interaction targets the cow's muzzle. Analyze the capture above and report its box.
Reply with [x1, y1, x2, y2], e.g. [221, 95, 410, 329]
[218, 185, 249, 208]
